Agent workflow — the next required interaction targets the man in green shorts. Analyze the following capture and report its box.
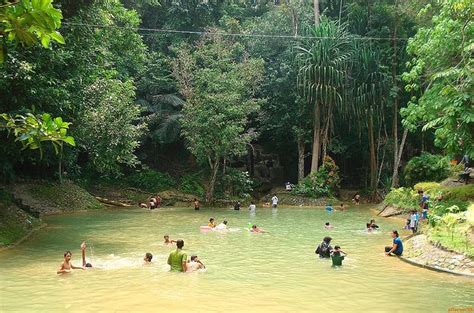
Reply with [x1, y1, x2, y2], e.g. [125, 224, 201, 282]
[167, 239, 187, 272]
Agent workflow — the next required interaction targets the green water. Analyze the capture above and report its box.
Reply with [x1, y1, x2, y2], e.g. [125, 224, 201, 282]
[0, 206, 473, 312]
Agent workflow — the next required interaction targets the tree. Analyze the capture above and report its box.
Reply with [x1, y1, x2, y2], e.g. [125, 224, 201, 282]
[173, 31, 264, 202]
[0, 0, 65, 62]
[401, 0, 473, 157]
[353, 44, 389, 192]
[295, 19, 352, 174]
[0, 112, 75, 183]
[76, 79, 146, 176]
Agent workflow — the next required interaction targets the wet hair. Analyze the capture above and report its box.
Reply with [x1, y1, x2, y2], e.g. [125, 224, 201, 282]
[223, 220, 228, 225]
[340, 203, 344, 206]
[323, 236, 332, 243]
[64, 250, 71, 257]
[418, 190, 424, 194]
[334, 245, 341, 250]
[164, 235, 169, 239]
[85, 263, 93, 268]
[176, 239, 184, 249]
[325, 222, 330, 226]
[190, 255, 197, 261]
[392, 230, 399, 237]
[145, 253, 153, 262]
[370, 219, 375, 223]
[252, 225, 257, 229]
[209, 217, 214, 222]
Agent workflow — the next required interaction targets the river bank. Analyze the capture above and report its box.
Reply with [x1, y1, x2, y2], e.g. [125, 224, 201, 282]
[401, 234, 474, 276]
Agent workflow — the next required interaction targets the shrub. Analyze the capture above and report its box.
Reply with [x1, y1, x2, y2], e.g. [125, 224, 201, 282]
[403, 153, 449, 186]
[443, 185, 474, 201]
[383, 187, 418, 210]
[179, 173, 205, 197]
[126, 169, 176, 192]
[219, 168, 253, 199]
[293, 156, 340, 198]
[413, 182, 441, 192]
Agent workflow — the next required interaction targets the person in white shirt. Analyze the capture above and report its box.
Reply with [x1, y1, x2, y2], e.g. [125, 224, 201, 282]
[248, 202, 256, 212]
[271, 194, 279, 208]
[215, 220, 229, 230]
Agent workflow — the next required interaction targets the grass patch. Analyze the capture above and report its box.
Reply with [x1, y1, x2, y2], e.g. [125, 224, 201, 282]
[428, 226, 474, 258]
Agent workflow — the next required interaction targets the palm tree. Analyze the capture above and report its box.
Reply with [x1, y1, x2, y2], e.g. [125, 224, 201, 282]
[352, 43, 389, 193]
[295, 19, 352, 174]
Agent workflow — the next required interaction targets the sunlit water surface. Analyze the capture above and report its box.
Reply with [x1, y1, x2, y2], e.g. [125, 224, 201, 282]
[1, 206, 473, 312]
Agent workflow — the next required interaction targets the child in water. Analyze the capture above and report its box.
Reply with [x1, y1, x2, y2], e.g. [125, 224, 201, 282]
[251, 225, 265, 233]
[164, 235, 176, 245]
[331, 246, 347, 266]
[208, 218, 216, 228]
[324, 222, 333, 229]
[144, 252, 153, 264]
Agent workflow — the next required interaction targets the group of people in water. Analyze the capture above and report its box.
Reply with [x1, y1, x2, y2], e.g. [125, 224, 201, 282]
[58, 189, 417, 275]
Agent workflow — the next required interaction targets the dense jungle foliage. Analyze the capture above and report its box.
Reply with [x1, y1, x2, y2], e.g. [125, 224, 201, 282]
[1, 0, 472, 201]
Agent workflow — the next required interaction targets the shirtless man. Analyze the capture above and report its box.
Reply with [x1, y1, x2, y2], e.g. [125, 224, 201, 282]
[57, 250, 84, 274]
[186, 255, 206, 272]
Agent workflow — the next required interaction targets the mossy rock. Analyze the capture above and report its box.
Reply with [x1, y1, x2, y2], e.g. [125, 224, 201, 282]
[8, 180, 102, 215]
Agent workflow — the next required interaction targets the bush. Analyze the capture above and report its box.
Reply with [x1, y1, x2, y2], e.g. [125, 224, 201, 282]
[179, 173, 205, 197]
[403, 153, 449, 186]
[443, 185, 474, 201]
[126, 169, 176, 192]
[219, 168, 253, 199]
[383, 187, 418, 210]
[413, 182, 441, 192]
[293, 156, 340, 198]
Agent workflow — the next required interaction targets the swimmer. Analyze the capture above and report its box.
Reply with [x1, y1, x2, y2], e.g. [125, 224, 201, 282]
[164, 235, 177, 245]
[366, 219, 379, 231]
[139, 202, 148, 209]
[324, 222, 333, 229]
[144, 252, 153, 263]
[57, 250, 84, 274]
[167, 240, 187, 272]
[208, 217, 216, 228]
[331, 246, 347, 266]
[315, 236, 332, 258]
[339, 203, 345, 211]
[80, 241, 93, 268]
[234, 201, 241, 210]
[250, 225, 265, 233]
[187, 255, 206, 272]
[215, 220, 228, 230]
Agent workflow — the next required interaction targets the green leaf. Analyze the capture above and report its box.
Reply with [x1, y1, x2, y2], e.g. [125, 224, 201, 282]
[63, 136, 76, 147]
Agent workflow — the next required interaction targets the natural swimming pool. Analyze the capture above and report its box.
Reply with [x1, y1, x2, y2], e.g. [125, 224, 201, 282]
[1, 206, 473, 312]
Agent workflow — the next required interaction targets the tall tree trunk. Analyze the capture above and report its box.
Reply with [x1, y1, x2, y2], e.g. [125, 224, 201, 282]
[368, 110, 377, 191]
[206, 157, 220, 203]
[313, 0, 320, 26]
[297, 134, 305, 182]
[310, 102, 321, 174]
[391, 128, 408, 188]
[390, 0, 401, 189]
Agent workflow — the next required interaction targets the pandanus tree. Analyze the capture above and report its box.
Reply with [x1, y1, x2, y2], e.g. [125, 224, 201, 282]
[295, 19, 352, 174]
[353, 44, 389, 193]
